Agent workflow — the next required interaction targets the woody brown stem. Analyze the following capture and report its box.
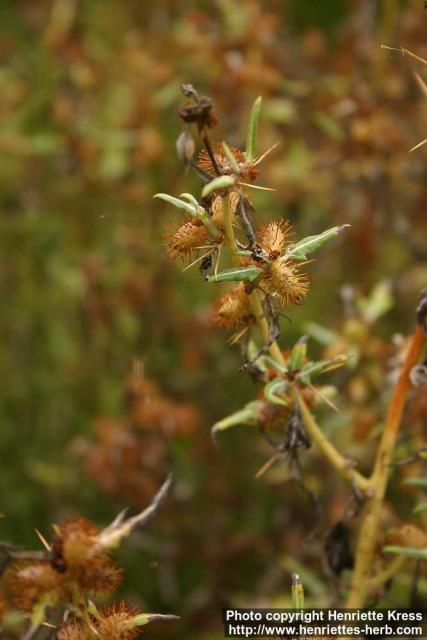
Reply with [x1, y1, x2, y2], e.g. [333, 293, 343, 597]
[346, 323, 425, 608]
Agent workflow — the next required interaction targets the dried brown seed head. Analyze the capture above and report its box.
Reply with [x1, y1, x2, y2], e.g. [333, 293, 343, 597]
[52, 517, 123, 595]
[213, 283, 252, 329]
[178, 97, 217, 130]
[52, 518, 100, 570]
[9, 562, 64, 612]
[165, 220, 210, 260]
[57, 620, 87, 640]
[198, 144, 259, 182]
[70, 556, 123, 595]
[95, 601, 139, 640]
[264, 256, 309, 308]
[257, 219, 292, 257]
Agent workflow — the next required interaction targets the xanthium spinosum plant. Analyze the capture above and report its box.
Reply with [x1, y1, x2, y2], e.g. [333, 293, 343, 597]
[156, 86, 351, 463]
[155, 85, 427, 609]
[0, 477, 177, 639]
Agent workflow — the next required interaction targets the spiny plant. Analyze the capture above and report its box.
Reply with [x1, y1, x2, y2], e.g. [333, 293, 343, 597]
[157, 85, 350, 398]
[155, 86, 427, 608]
[0, 477, 177, 639]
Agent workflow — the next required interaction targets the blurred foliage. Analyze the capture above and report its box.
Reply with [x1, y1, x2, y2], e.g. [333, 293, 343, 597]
[1, 0, 427, 638]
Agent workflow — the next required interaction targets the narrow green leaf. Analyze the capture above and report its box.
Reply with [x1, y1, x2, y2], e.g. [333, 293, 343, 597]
[357, 281, 393, 324]
[287, 338, 308, 371]
[262, 355, 287, 374]
[304, 321, 339, 346]
[246, 96, 262, 161]
[313, 385, 338, 406]
[414, 501, 427, 514]
[129, 614, 151, 627]
[403, 478, 427, 489]
[201, 175, 236, 197]
[247, 340, 268, 372]
[179, 193, 200, 207]
[384, 545, 427, 560]
[206, 266, 263, 283]
[129, 613, 179, 628]
[235, 249, 253, 257]
[298, 354, 349, 385]
[264, 378, 289, 406]
[153, 193, 197, 215]
[222, 141, 240, 173]
[286, 225, 350, 261]
[211, 401, 262, 441]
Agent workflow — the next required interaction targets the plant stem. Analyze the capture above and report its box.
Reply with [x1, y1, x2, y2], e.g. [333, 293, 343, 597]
[222, 194, 239, 260]
[203, 134, 220, 174]
[222, 190, 369, 483]
[297, 392, 370, 494]
[369, 557, 406, 590]
[346, 324, 425, 607]
[249, 288, 286, 365]
[221, 194, 286, 366]
[198, 210, 223, 242]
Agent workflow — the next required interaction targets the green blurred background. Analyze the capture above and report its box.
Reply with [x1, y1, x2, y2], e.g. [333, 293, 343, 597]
[1, 0, 427, 637]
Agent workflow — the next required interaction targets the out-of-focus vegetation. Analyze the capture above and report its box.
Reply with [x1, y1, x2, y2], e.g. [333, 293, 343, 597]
[1, 1, 427, 638]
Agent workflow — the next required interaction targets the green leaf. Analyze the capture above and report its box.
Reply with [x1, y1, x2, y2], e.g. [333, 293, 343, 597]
[129, 614, 180, 628]
[304, 321, 339, 346]
[235, 249, 253, 257]
[246, 96, 262, 161]
[414, 501, 427, 514]
[287, 339, 308, 371]
[264, 378, 289, 406]
[262, 355, 287, 375]
[129, 614, 151, 627]
[222, 141, 240, 173]
[383, 545, 427, 560]
[211, 401, 262, 441]
[179, 192, 200, 207]
[201, 175, 236, 197]
[313, 385, 338, 406]
[298, 354, 349, 385]
[206, 266, 263, 283]
[286, 225, 350, 261]
[403, 478, 427, 489]
[357, 281, 393, 324]
[153, 193, 197, 215]
[247, 340, 268, 372]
